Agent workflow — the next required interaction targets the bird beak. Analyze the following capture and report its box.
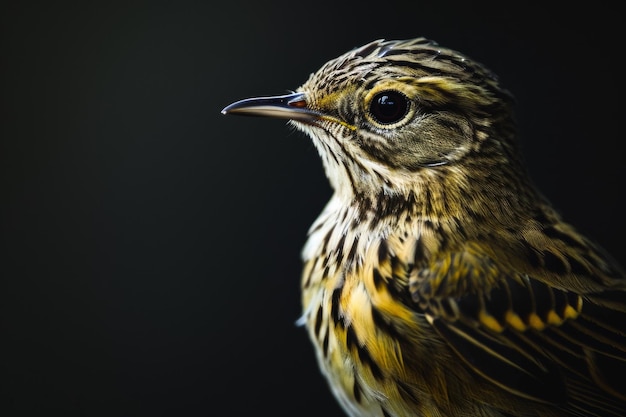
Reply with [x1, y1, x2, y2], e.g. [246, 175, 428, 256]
[221, 92, 321, 123]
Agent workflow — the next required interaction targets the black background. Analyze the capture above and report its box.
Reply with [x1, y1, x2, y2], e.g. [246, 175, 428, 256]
[2, 2, 624, 416]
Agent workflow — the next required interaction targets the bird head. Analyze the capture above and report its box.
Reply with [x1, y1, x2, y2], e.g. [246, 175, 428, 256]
[222, 38, 521, 203]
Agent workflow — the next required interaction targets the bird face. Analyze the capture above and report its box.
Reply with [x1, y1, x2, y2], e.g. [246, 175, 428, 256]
[297, 72, 479, 170]
[223, 38, 516, 196]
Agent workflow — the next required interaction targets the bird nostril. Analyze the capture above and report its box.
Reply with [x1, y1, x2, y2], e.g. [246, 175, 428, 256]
[289, 99, 307, 108]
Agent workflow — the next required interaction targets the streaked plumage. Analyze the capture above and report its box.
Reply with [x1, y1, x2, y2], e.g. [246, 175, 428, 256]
[222, 38, 626, 416]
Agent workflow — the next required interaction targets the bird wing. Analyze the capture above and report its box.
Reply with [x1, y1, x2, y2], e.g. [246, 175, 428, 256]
[409, 240, 626, 413]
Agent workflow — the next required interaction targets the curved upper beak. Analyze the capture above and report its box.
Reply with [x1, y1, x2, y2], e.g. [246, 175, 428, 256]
[221, 92, 321, 123]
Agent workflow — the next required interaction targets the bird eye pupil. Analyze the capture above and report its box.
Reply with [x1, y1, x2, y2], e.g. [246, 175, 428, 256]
[370, 91, 408, 124]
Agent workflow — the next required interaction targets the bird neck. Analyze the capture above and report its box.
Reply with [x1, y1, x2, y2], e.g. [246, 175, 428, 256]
[323, 159, 540, 244]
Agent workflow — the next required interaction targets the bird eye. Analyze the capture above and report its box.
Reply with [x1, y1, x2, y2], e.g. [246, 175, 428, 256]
[369, 91, 409, 125]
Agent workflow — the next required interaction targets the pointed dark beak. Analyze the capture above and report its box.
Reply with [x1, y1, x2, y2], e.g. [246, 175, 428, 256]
[221, 92, 321, 123]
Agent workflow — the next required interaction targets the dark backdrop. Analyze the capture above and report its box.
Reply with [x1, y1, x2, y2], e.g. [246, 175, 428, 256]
[2, 2, 623, 416]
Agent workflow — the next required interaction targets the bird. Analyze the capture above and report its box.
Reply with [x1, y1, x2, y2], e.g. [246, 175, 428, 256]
[221, 38, 626, 417]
